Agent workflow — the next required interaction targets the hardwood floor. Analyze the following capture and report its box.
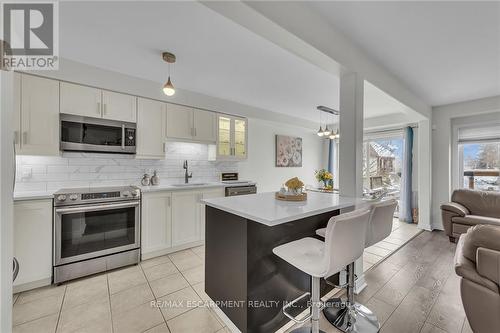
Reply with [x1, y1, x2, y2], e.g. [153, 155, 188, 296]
[288, 230, 471, 333]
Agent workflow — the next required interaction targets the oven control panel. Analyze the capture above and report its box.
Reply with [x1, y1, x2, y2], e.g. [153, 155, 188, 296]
[54, 187, 140, 206]
[82, 191, 120, 200]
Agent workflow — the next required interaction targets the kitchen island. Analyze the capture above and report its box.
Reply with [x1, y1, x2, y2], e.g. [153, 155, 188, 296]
[202, 191, 365, 333]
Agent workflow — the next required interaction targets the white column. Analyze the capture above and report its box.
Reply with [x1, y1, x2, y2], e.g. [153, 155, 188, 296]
[339, 72, 364, 197]
[0, 70, 14, 331]
[417, 119, 432, 230]
[338, 72, 366, 293]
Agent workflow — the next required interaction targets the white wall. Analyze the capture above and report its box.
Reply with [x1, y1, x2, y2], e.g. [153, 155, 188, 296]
[431, 96, 500, 229]
[238, 118, 323, 192]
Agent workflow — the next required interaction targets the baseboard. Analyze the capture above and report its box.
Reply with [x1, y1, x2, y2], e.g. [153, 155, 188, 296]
[13, 277, 51, 293]
[141, 241, 204, 260]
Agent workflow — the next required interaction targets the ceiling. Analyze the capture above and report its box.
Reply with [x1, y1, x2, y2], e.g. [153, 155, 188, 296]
[59, 1, 339, 123]
[308, 1, 500, 106]
[58, 1, 408, 124]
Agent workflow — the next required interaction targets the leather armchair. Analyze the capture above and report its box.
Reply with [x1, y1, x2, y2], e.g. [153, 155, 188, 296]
[454, 225, 500, 333]
[441, 189, 500, 242]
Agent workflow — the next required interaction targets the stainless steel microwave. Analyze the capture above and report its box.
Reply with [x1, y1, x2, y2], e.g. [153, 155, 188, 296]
[60, 114, 136, 154]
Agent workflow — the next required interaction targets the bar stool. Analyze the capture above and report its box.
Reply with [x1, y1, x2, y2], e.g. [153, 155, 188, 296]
[316, 199, 398, 332]
[273, 209, 371, 333]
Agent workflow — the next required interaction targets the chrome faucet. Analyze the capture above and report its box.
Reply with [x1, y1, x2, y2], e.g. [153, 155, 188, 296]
[183, 160, 193, 184]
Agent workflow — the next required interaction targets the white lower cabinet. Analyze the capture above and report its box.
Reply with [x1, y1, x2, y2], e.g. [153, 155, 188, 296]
[141, 188, 225, 258]
[171, 191, 202, 247]
[13, 199, 53, 292]
[141, 192, 172, 256]
[200, 188, 225, 240]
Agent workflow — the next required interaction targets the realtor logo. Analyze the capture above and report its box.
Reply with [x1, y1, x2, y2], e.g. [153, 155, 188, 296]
[1, 2, 58, 70]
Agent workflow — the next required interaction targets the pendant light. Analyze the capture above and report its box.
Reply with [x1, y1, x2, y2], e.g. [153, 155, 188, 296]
[323, 124, 332, 136]
[329, 129, 339, 140]
[317, 110, 324, 136]
[162, 52, 176, 96]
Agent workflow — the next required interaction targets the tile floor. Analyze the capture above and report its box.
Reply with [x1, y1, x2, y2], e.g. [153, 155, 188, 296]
[12, 220, 448, 333]
[12, 246, 228, 333]
[362, 219, 421, 272]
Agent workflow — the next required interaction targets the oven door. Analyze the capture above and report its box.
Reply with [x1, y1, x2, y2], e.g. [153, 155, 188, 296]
[54, 201, 140, 266]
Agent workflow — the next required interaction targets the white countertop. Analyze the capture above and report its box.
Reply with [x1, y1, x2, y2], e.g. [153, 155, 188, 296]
[13, 181, 256, 201]
[13, 191, 55, 201]
[202, 191, 368, 226]
[139, 182, 225, 193]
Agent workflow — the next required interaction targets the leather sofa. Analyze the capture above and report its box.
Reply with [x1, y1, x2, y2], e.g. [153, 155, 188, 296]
[441, 189, 500, 242]
[454, 225, 500, 333]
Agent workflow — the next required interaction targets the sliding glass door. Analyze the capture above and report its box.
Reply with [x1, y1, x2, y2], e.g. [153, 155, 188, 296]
[363, 134, 405, 216]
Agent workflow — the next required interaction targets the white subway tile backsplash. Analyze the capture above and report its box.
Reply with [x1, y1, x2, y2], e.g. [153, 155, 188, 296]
[15, 142, 238, 192]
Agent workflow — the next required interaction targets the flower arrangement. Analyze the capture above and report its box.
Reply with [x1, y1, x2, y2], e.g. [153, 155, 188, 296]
[315, 169, 333, 190]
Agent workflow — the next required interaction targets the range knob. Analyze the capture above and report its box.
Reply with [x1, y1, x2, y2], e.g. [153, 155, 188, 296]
[131, 190, 138, 197]
[122, 191, 130, 197]
[57, 194, 67, 202]
[69, 194, 78, 201]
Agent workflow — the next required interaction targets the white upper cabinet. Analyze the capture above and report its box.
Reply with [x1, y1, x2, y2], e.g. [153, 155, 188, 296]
[15, 74, 59, 156]
[166, 104, 193, 140]
[217, 114, 247, 160]
[61, 82, 137, 123]
[60, 82, 102, 118]
[102, 90, 137, 123]
[193, 109, 216, 142]
[136, 98, 166, 159]
[13, 73, 21, 152]
[166, 104, 216, 143]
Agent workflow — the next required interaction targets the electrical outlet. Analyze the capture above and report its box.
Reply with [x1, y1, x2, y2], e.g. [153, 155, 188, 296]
[21, 166, 32, 179]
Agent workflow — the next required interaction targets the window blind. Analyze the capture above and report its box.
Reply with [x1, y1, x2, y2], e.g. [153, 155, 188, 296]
[458, 124, 500, 143]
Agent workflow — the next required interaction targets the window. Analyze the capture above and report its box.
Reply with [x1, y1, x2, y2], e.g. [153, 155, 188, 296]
[459, 142, 500, 191]
[457, 124, 500, 192]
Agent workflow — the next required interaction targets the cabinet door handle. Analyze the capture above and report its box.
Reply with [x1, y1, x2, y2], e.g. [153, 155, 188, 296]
[194, 128, 197, 137]
[13, 131, 19, 145]
[97, 102, 101, 115]
[167, 196, 171, 207]
[103, 103, 107, 115]
[121, 125, 125, 149]
[163, 142, 166, 153]
[22, 131, 28, 144]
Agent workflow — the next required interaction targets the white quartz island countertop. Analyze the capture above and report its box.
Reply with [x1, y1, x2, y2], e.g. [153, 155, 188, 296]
[202, 191, 367, 226]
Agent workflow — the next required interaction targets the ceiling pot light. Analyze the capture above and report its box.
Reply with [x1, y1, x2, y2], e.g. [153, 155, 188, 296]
[162, 51, 176, 96]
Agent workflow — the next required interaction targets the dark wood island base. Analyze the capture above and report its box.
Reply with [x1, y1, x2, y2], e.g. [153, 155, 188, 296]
[205, 206, 341, 333]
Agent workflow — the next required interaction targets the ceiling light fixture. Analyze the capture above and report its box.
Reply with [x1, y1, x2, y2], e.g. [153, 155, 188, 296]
[162, 52, 176, 96]
[316, 105, 339, 138]
[317, 110, 324, 136]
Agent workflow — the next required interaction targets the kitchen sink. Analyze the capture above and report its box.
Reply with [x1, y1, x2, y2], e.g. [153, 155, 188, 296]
[171, 183, 209, 187]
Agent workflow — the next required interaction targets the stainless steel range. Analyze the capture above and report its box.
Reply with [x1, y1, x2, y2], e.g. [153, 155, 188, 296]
[53, 186, 141, 283]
